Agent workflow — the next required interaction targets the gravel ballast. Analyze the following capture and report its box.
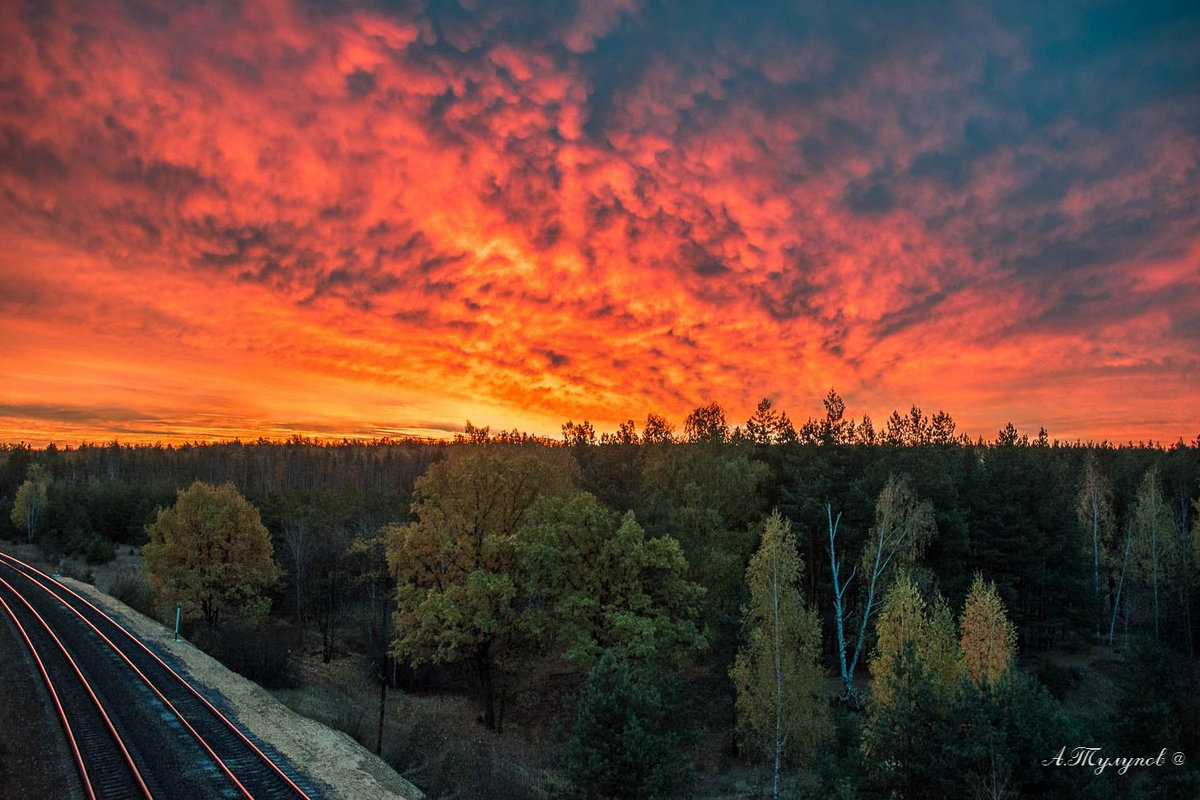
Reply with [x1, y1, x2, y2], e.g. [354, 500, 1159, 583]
[59, 578, 424, 800]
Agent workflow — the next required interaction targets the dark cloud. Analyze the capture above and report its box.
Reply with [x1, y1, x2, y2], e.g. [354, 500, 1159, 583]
[1, 0, 1197, 443]
[0, 126, 69, 181]
[345, 68, 376, 97]
[535, 348, 570, 368]
[844, 179, 896, 216]
[0, 402, 160, 426]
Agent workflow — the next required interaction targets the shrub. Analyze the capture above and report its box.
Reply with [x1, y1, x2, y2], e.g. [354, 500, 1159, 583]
[197, 621, 297, 689]
[56, 558, 94, 585]
[108, 569, 156, 618]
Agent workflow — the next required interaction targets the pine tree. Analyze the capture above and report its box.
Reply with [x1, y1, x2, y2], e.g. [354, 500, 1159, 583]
[730, 512, 830, 800]
[567, 651, 691, 800]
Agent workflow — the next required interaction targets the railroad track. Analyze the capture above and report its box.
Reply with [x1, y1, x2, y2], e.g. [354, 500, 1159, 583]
[0, 552, 321, 800]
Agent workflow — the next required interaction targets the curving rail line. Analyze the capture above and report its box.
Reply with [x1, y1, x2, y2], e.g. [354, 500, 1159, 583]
[0, 575, 153, 800]
[0, 551, 318, 800]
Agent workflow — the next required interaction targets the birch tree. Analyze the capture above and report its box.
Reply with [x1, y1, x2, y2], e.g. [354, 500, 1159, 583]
[731, 512, 829, 800]
[828, 474, 936, 704]
[866, 572, 927, 709]
[10, 463, 49, 542]
[1131, 466, 1177, 643]
[1075, 454, 1113, 643]
[960, 574, 1018, 688]
[282, 518, 308, 633]
[1108, 521, 1133, 648]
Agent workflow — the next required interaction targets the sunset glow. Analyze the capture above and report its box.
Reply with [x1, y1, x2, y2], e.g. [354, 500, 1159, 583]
[2, 0, 1198, 445]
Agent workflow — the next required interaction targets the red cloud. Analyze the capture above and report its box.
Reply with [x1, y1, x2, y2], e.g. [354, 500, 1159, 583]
[0, 0, 1196, 445]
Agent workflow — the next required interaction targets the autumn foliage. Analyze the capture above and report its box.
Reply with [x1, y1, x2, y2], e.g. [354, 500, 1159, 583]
[142, 481, 280, 629]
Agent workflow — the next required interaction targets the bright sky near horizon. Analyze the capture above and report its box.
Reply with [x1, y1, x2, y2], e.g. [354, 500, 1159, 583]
[1, 0, 1198, 446]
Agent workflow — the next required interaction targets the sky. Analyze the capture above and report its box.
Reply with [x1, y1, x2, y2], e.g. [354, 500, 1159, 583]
[1, 0, 1198, 446]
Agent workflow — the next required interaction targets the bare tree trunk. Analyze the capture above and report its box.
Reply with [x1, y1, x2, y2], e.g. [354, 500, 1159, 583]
[284, 522, 307, 643]
[322, 580, 335, 663]
[376, 656, 388, 756]
[1184, 596, 1195, 662]
[476, 642, 496, 731]
[375, 588, 390, 756]
[1109, 528, 1131, 648]
[1092, 502, 1101, 644]
[826, 505, 856, 703]
[845, 527, 888, 706]
[1124, 592, 1131, 651]
[1152, 522, 1160, 643]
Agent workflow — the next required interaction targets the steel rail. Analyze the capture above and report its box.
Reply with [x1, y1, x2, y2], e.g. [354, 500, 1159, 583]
[0, 577, 153, 800]
[0, 553, 313, 800]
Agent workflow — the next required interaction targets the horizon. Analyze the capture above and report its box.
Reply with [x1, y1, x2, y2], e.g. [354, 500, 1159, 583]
[3, 402, 1196, 451]
[2, 1, 1198, 447]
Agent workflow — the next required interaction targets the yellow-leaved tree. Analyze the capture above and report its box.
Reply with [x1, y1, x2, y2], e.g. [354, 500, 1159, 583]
[924, 593, 966, 699]
[1131, 466, 1179, 643]
[730, 512, 829, 800]
[959, 573, 1018, 688]
[828, 473, 936, 705]
[142, 481, 280, 629]
[10, 463, 50, 542]
[867, 571, 929, 709]
[862, 572, 964, 797]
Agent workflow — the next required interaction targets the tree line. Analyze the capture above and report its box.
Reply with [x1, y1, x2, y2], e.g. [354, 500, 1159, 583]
[3, 393, 1199, 797]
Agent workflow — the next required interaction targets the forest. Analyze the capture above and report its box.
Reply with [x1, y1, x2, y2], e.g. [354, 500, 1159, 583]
[3, 393, 1199, 800]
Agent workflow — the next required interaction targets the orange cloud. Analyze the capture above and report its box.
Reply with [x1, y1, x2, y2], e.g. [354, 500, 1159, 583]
[1, 0, 1197, 446]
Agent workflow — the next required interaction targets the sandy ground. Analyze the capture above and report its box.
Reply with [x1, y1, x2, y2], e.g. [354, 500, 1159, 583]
[58, 577, 425, 800]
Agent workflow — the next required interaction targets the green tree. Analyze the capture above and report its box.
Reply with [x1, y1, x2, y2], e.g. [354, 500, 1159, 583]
[859, 575, 950, 800]
[385, 446, 573, 730]
[520, 492, 706, 668]
[745, 398, 795, 445]
[639, 438, 768, 662]
[683, 401, 729, 443]
[820, 389, 849, 445]
[641, 413, 675, 444]
[861, 573, 956, 800]
[142, 481, 280, 629]
[10, 463, 49, 542]
[562, 420, 598, 446]
[960, 573, 1018, 688]
[566, 650, 692, 799]
[730, 512, 830, 800]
